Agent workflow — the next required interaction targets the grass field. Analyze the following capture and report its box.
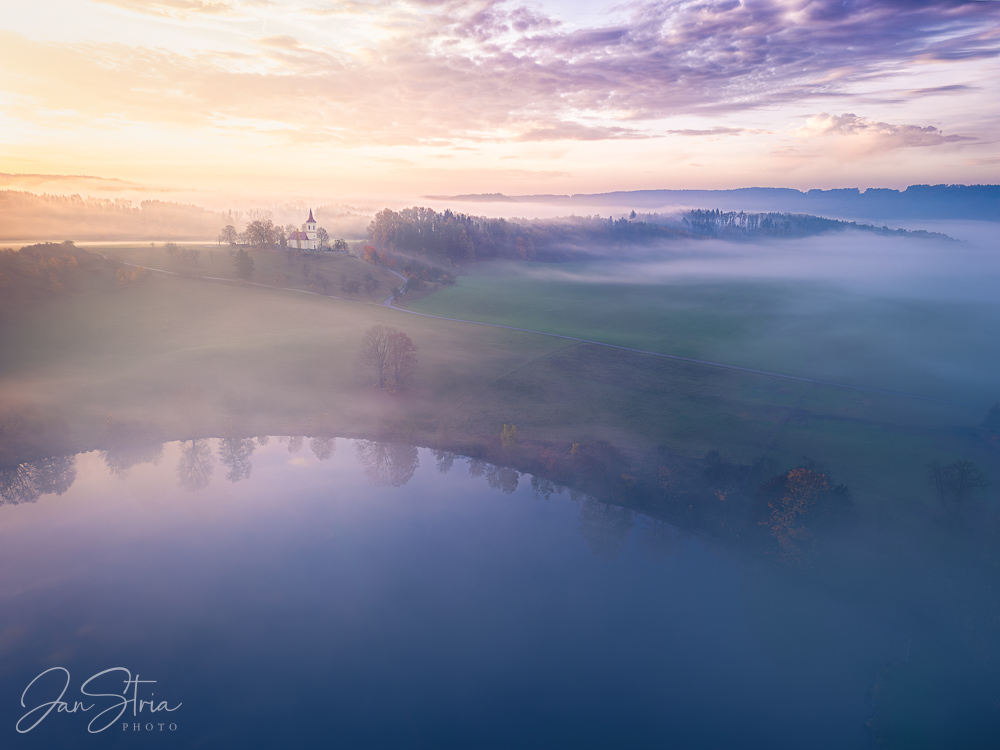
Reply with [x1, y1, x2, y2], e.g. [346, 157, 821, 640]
[403, 262, 1000, 405]
[2, 248, 997, 512]
[103, 242, 401, 302]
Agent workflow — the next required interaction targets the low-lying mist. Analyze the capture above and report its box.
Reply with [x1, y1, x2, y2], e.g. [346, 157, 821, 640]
[516, 227, 997, 303]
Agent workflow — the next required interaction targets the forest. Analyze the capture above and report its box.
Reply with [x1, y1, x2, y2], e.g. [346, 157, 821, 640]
[366, 206, 951, 265]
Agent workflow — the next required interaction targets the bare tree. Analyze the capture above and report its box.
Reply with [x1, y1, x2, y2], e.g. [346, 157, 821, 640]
[360, 324, 394, 388]
[388, 330, 417, 389]
[360, 325, 417, 390]
[928, 460, 989, 513]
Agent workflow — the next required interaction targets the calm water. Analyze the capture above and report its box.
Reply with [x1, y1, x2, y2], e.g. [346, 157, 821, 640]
[0, 439, 990, 748]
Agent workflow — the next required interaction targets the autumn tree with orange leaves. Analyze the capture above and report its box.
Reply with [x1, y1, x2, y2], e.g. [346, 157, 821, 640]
[754, 466, 853, 557]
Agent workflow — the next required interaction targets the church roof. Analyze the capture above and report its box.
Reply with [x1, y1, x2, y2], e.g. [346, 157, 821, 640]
[307, 208, 315, 223]
[289, 230, 309, 240]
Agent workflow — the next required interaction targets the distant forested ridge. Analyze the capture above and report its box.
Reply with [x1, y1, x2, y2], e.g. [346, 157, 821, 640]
[434, 184, 1000, 222]
[0, 191, 223, 240]
[682, 210, 951, 240]
[366, 206, 950, 265]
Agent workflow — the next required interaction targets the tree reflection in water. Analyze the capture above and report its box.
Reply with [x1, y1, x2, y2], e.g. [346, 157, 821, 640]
[218, 437, 256, 483]
[310, 437, 336, 461]
[176, 439, 214, 492]
[101, 442, 163, 479]
[578, 496, 635, 561]
[0, 455, 77, 504]
[355, 440, 419, 487]
[637, 517, 685, 560]
[530, 475, 563, 501]
[433, 449, 454, 474]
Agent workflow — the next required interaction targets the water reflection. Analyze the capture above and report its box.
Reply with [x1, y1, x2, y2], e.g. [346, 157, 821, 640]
[469, 457, 520, 494]
[0, 455, 76, 504]
[1, 438, 999, 746]
[219, 436, 255, 482]
[578, 495, 635, 560]
[355, 440, 419, 486]
[310, 436, 336, 461]
[433, 448, 454, 474]
[100, 416, 164, 479]
[176, 438, 214, 492]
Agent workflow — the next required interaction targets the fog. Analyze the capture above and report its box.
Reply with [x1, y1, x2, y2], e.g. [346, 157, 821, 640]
[2, 201, 999, 749]
[517, 226, 999, 303]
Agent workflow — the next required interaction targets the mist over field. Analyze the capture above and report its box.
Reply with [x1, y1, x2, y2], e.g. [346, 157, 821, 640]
[4, 0, 1000, 745]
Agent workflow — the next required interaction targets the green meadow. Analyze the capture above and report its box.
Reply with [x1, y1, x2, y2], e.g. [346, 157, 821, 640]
[403, 262, 1000, 404]
[2, 244, 997, 514]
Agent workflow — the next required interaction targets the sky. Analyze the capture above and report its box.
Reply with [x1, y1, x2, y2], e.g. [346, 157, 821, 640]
[1, 0, 999, 202]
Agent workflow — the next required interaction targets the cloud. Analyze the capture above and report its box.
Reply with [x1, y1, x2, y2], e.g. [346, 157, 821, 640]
[666, 127, 746, 136]
[1, 0, 998, 147]
[792, 113, 975, 149]
[91, 0, 240, 16]
[906, 84, 978, 96]
[514, 122, 650, 141]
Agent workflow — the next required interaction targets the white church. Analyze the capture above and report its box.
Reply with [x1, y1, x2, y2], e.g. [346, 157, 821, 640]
[287, 209, 319, 250]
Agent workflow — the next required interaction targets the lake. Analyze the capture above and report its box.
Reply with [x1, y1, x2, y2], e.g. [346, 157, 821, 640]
[2, 438, 995, 748]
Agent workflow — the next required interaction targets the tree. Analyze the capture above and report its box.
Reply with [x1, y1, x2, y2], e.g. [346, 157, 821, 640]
[360, 324, 394, 388]
[501, 423, 518, 449]
[360, 324, 417, 390]
[388, 329, 417, 389]
[928, 460, 989, 514]
[363, 272, 380, 294]
[314, 273, 333, 295]
[164, 241, 179, 259]
[317, 227, 330, 249]
[245, 218, 276, 247]
[233, 248, 254, 280]
[340, 274, 361, 297]
[219, 225, 238, 245]
[332, 239, 348, 252]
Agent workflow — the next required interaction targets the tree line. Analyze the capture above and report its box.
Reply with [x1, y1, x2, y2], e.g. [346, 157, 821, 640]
[366, 207, 691, 265]
[681, 209, 950, 240]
